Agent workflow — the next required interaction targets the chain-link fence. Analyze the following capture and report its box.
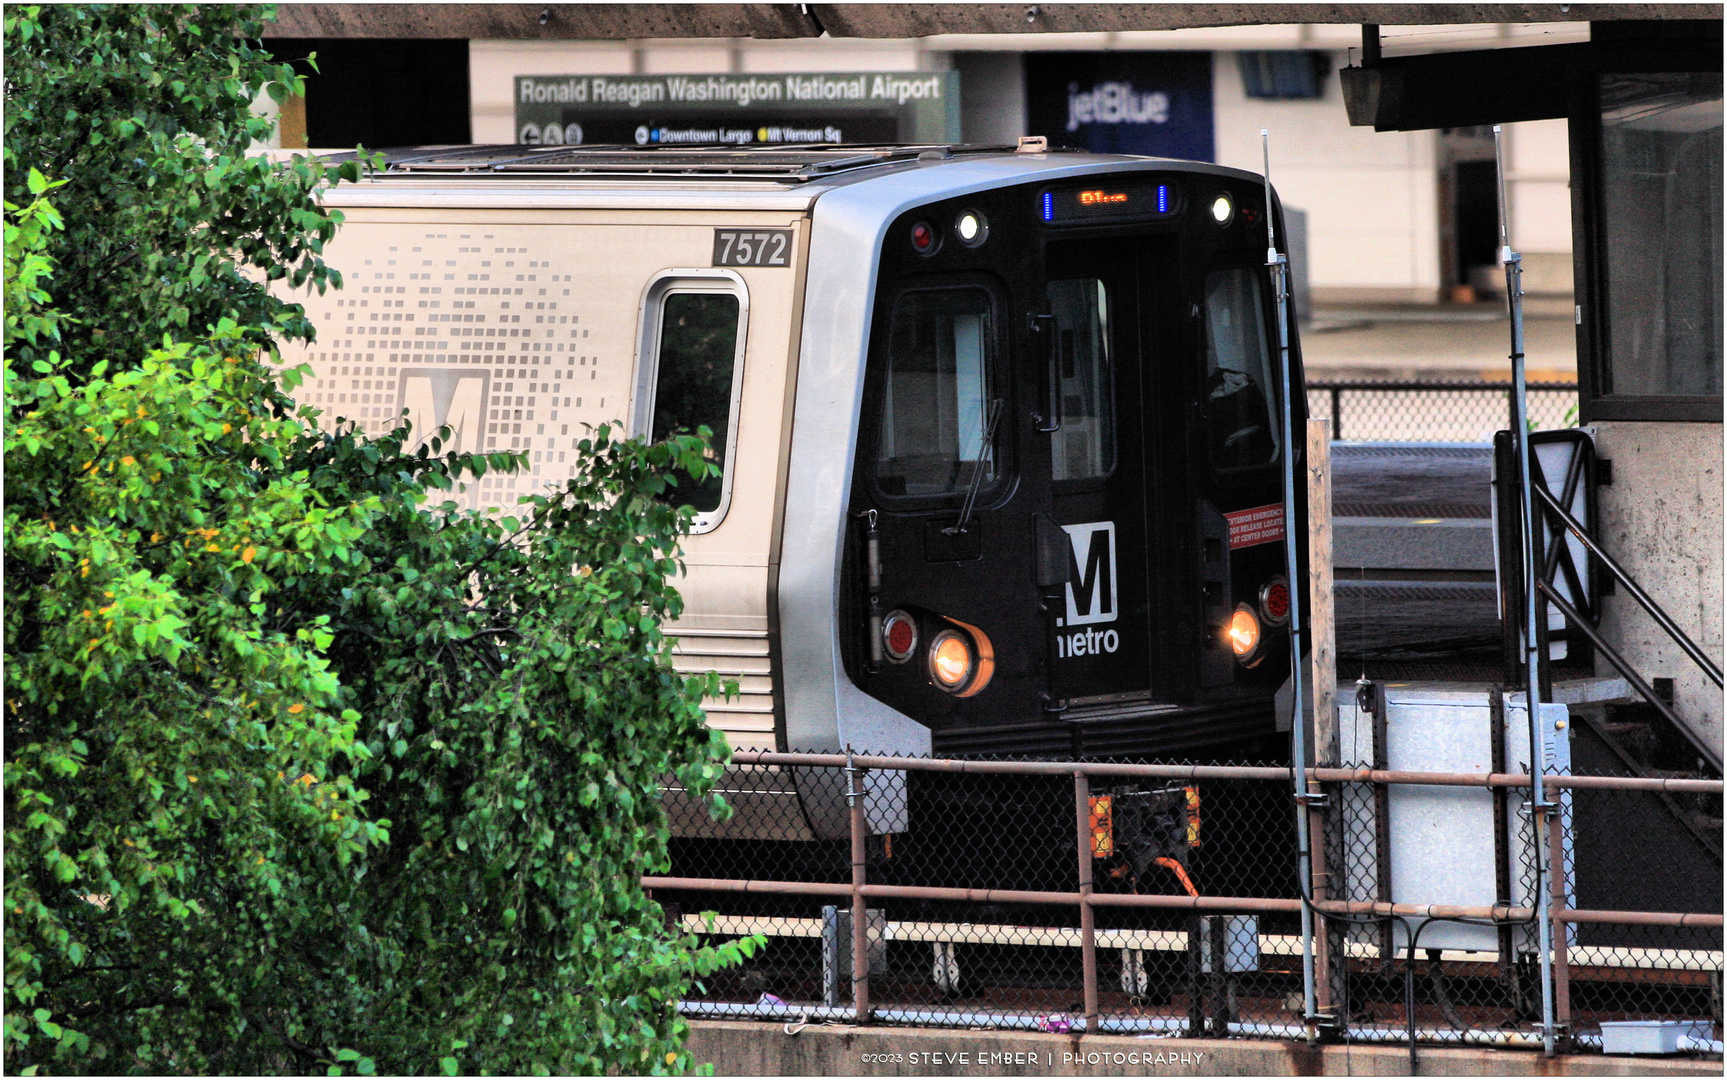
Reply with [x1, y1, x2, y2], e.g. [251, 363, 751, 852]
[649, 751, 1721, 1058]
[1307, 381, 1579, 442]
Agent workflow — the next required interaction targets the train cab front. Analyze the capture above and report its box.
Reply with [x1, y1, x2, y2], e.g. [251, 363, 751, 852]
[840, 162, 1308, 762]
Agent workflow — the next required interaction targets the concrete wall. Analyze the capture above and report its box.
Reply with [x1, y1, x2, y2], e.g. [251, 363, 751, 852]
[685, 1019, 1721, 1076]
[1590, 420, 1724, 756]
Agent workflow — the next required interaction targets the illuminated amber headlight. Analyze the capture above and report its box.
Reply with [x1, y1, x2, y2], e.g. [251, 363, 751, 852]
[1227, 604, 1261, 661]
[927, 619, 995, 697]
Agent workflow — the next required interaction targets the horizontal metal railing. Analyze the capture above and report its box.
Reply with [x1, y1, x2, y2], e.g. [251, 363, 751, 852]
[652, 751, 1722, 1049]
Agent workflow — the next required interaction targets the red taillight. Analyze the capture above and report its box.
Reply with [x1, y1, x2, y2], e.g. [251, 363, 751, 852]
[1260, 576, 1291, 627]
[882, 609, 917, 663]
[910, 220, 937, 254]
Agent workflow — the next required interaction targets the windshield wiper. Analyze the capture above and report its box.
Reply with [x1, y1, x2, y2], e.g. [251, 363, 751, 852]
[945, 397, 1003, 536]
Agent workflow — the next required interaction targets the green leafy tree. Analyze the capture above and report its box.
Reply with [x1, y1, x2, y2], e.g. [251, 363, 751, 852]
[5, 5, 746, 1074]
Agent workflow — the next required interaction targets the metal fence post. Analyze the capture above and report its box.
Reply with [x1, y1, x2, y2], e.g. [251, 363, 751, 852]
[1075, 771, 1100, 1034]
[1307, 417, 1338, 1033]
[847, 751, 869, 1024]
[1330, 386, 1342, 441]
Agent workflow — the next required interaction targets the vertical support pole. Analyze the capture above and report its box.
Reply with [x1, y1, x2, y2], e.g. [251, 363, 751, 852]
[1495, 123, 1556, 1057]
[1263, 129, 1319, 1044]
[1307, 419, 1338, 769]
[1306, 418, 1337, 1026]
[1549, 804, 1572, 1043]
[847, 751, 869, 1024]
[1075, 771, 1099, 1034]
[1331, 386, 1342, 442]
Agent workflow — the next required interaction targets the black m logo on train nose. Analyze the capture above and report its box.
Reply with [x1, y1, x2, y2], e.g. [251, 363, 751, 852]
[1062, 521, 1118, 627]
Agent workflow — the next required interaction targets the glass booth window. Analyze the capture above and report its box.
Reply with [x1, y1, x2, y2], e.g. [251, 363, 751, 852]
[649, 291, 742, 516]
[1599, 72, 1723, 398]
[876, 288, 999, 498]
[1202, 267, 1278, 472]
[1047, 278, 1115, 481]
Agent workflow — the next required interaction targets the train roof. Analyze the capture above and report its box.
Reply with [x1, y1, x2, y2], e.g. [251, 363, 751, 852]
[303, 143, 1271, 211]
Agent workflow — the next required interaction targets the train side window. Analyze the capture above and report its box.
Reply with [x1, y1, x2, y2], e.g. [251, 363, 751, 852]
[635, 272, 748, 531]
[1047, 278, 1115, 481]
[1202, 267, 1279, 472]
[875, 287, 999, 499]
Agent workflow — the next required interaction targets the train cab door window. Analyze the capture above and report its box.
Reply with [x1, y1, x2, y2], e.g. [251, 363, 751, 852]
[875, 288, 1000, 499]
[635, 274, 747, 531]
[1048, 278, 1115, 482]
[1201, 267, 1279, 473]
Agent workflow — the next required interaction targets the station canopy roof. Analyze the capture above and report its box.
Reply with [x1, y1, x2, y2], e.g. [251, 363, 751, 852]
[262, 4, 1717, 40]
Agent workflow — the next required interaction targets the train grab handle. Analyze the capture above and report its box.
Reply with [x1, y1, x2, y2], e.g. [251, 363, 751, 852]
[1028, 312, 1060, 433]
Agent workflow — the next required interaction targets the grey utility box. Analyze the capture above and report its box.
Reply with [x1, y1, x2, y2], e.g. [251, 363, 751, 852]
[1599, 1019, 1715, 1055]
[821, 905, 888, 1006]
[1339, 685, 1574, 955]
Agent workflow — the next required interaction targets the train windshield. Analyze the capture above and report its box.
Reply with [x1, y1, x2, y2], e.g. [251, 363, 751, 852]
[1201, 267, 1279, 472]
[876, 287, 999, 498]
[1047, 277, 1115, 481]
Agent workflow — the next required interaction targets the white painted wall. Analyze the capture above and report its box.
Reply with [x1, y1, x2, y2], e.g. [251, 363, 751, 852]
[1506, 117, 1573, 295]
[1213, 51, 1441, 303]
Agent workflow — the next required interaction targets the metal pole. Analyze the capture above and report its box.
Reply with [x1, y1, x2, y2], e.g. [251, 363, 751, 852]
[1075, 772, 1099, 1034]
[1549, 798, 1572, 1044]
[1495, 123, 1556, 1057]
[1264, 129, 1319, 1043]
[847, 750, 870, 1024]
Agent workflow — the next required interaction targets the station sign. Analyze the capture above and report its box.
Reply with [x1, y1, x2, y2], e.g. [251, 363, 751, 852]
[1026, 52, 1215, 161]
[515, 71, 959, 147]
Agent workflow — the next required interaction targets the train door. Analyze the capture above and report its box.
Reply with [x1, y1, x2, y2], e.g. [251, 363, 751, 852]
[1040, 238, 1160, 708]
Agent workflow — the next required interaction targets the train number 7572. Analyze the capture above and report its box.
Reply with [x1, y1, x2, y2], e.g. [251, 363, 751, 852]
[713, 228, 793, 267]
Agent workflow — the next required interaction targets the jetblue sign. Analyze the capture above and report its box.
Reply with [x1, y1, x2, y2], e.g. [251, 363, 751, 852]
[1027, 52, 1214, 162]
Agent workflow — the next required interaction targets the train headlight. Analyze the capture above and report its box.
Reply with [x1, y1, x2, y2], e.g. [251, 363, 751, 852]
[881, 609, 918, 663]
[1259, 576, 1291, 628]
[955, 209, 988, 247]
[1227, 604, 1261, 660]
[927, 619, 995, 697]
[1210, 194, 1235, 226]
[930, 631, 972, 688]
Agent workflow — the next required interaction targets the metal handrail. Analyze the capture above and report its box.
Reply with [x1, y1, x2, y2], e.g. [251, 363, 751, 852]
[1538, 582, 1723, 774]
[1533, 483, 1724, 689]
[656, 753, 1723, 1047]
[726, 750, 1725, 793]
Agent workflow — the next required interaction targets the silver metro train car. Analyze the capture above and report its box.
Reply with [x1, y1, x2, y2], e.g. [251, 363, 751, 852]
[280, 142, 1308, 839]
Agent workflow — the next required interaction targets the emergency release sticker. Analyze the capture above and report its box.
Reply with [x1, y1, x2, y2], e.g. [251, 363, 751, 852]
[1225, 504, 1284, 549]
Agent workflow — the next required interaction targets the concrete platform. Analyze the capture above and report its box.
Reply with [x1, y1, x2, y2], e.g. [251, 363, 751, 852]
[687, 1020, 1721, 1076]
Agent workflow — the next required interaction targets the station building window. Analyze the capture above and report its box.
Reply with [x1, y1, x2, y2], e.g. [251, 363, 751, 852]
[1596, 72, 1723, 402]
